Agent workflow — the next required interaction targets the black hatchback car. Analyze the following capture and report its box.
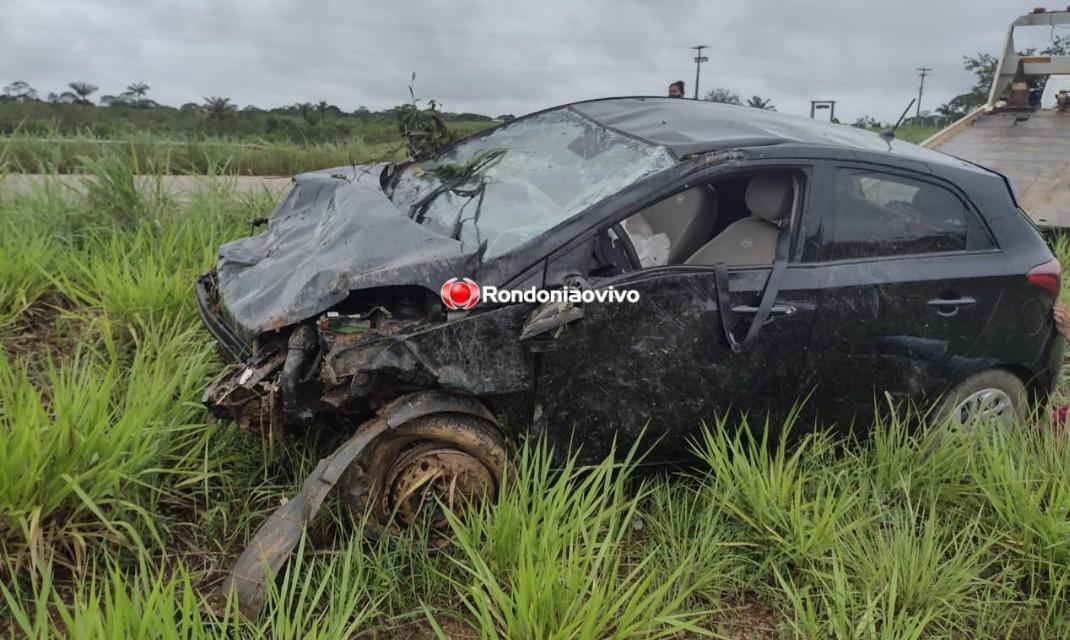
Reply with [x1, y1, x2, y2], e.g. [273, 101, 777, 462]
[196, 97, 1062, 610]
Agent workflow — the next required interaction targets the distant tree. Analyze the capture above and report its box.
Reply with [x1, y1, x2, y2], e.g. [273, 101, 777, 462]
[936, 52, 997, 122]
[703, 88, 742, 105]
[496, 114, 515, 121]
[905, 112, 942, 128]
[48, 91, 77, 104]
[203, 96, 237, 120]
[353, 105, 371, 116]
[315, 100, 341, 116]
[291, 102, 319, 125]
[852, 115, 882, 129]
[99, 94, 120, 106]
[2, 80, 38, 102]
[126, 81, 149, 99]
[745, 95, 775, 110]
[62, 81, 98, 105]
[452, 112, 493, 121]
[121, 81, 151, 106]
[179, 102, 201, 112]
[1041, 34, 1070, 56]
[936, 35, 1068, 122]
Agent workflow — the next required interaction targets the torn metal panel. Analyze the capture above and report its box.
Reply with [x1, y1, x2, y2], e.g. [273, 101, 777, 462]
[376, 389, 500, 428]
[325, 303, 536, 397]
[219, 416, 389, 618]
[201, 350, 286, 436]
[219, 390, 504, 619]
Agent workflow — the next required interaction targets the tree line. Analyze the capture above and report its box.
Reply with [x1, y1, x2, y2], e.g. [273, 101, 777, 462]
[0, 81, 502, 143]
[0, 80, 498, 122]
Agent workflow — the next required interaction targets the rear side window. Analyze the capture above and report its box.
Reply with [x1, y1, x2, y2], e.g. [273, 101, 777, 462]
[820, 169, 985, 261]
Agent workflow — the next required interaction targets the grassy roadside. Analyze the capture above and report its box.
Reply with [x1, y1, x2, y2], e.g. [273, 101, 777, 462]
[0, 119, 490, 176]
[0, 122, 942, 178]
[1, 154, 1069, 638]
[0, 134, 401, 176]
[884, 124, 941, 145]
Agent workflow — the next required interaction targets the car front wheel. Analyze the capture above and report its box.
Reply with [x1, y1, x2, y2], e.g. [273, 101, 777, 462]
[340, 413, 507, 544]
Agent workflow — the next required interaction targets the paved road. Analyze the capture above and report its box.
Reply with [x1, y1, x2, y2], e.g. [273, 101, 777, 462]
[1, 174, 293, 197]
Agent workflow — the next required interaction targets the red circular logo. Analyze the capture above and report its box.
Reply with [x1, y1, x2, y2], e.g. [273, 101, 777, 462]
[440, 277, 480, 310]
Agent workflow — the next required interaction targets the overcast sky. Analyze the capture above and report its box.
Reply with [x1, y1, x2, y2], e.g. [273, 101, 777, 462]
[4, 0, 1069, 123]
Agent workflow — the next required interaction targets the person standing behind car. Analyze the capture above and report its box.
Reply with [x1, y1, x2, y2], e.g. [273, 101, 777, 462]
[1055, 299, 1070, 339]
[668, 81, 685, 98]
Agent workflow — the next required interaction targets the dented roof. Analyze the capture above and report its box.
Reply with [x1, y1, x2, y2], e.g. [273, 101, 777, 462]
[567, 97, 981, 169]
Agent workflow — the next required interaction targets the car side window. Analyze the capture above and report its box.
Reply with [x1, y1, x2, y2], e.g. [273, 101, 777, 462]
[617, 171, 802, 270]
[820, 170, 982, 261]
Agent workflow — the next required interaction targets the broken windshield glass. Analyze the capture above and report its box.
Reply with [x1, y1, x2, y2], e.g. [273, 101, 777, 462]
[389, 108, 676, 259]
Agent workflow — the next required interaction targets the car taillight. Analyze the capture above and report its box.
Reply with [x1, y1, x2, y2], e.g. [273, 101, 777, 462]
[1027, 258, 1061, 297]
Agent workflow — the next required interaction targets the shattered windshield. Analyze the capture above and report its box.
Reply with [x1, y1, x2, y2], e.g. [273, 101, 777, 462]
[389, 108, 676, 259]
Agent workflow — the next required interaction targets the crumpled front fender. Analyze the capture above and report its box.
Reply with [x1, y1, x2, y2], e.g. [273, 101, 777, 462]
[216, 390, 500, 618]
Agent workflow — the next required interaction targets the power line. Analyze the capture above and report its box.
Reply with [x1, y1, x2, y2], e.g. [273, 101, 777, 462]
[915, 67, 931, 118]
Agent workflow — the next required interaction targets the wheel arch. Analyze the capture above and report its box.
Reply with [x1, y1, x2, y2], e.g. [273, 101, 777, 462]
[374, 390, 503, 434]
[996, 363, 1051, 410]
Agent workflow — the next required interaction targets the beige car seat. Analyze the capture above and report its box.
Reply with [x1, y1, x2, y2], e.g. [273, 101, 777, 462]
[626, 186, 719, 264]
[684, 173, 795, 266]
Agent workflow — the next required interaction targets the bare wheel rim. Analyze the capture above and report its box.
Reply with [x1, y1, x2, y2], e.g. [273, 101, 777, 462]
[951, 388, 1015, 427]
[383, 442, 497, 535]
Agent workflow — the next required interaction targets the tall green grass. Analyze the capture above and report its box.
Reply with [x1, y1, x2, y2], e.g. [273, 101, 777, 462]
[2, 153, 1070, 638]
[0, 133, 403, 176]
[0, 318, 217, 565]
[443, 442, 705, 639]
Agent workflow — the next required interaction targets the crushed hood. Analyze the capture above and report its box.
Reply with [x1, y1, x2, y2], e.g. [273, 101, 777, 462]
[216, 165, 474, 336]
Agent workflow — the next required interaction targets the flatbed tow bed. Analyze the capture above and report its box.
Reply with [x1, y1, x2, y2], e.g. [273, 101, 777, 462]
[923, 8, 1070, 228]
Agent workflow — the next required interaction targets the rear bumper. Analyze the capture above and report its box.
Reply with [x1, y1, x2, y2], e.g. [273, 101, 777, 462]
[195, 273, 251, 363]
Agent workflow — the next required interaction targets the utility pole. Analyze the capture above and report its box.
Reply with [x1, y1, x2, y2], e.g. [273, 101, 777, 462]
[915, 67, 931, 118]
[692, 45, 708, 100]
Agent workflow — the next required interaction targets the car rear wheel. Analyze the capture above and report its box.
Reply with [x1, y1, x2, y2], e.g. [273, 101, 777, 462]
[340, 413, 506, 544]
[932, 369, 1028, 429]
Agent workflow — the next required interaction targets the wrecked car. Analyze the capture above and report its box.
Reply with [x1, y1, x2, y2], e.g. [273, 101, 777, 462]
[196, 97, 1062, 612]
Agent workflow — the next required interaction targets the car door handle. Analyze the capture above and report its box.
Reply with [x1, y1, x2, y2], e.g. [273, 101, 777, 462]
[731, 303, 796, 317]
[927, 297, 976, 317]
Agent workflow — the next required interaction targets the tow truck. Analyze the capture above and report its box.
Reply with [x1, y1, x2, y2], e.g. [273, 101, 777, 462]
[923, 8, 1070, 227]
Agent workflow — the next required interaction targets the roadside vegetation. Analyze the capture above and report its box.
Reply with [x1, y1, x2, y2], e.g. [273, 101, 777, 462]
[0, 133, 404, 176]
[1, 147, 1070, 638]
[0, 88, 493, 175]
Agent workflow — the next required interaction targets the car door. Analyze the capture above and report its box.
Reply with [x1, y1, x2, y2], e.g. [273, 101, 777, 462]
[527, 167, 821, 465]
[803, 164, 1004, 427]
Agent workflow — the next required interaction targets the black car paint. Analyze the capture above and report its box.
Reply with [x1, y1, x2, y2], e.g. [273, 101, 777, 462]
[528, 265, 820, 463]
[522, 153, 1054, 456]
[196, 99, 1061, 463]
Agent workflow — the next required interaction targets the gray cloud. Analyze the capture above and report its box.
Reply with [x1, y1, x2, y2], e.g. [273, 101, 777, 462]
[2, 0, 1064, 123]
